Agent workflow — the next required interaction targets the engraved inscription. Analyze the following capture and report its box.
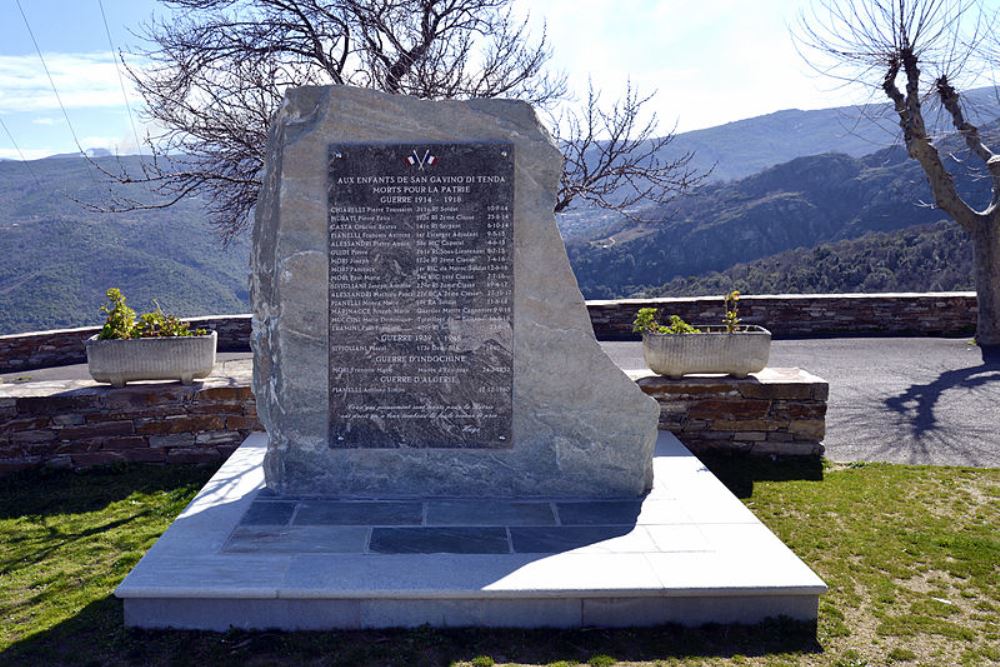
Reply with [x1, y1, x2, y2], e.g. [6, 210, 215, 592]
[327, 143, 514, 449]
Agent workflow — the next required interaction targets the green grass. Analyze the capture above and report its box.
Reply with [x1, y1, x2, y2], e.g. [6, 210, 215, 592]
[0, 458, 997, 666]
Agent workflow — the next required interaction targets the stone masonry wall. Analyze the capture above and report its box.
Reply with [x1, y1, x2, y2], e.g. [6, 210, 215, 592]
[588, 292, 977, 340]
[1, 359, 826, 473]
[0, 315, 252, 374]
[0, 367, 260, 474]
[0, 293, 977, 374]
[633, 368, 828, 457]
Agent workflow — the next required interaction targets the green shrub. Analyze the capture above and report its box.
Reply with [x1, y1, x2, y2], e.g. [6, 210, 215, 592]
[723, 289, 741, 333]
[633, 290, 748, 335]
[97, 288, 207, 340]
[97, 288, 136, 340]
[631, 307, 700, 334]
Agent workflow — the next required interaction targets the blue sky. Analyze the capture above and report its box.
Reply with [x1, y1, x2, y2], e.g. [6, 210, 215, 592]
[0, 0, 992, 160]
[0, 0, 163, 159]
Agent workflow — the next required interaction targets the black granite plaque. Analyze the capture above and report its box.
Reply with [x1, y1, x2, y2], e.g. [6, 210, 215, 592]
[327, 142, 514, 449]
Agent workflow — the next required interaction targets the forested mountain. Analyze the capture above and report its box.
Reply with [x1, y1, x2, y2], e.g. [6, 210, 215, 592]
[2, 93, 997, 335]
[0, 157, 250, 335]
[639, 222, 973, 297]
[567, 125, 997, 298]
[558, 87, 1000, 245]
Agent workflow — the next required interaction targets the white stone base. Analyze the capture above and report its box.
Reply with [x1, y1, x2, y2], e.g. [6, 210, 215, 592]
[115, 432, 826, 630]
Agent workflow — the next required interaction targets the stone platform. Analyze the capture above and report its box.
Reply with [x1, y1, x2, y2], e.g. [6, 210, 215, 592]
[116, 432, 826, 630]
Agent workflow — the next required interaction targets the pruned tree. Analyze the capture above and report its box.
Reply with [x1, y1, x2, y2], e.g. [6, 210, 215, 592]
[797, 0, 1000, 352]
[105, 0, 702, 241]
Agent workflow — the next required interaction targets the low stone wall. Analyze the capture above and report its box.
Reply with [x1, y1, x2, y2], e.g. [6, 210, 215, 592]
[588, 292, 977, 340]
[1, 358, 826, 473]
[0, 360, 259, 474]
[0, 293, 978, 373]
[0, 315, 252, 374]
[633, 368, 828, 457]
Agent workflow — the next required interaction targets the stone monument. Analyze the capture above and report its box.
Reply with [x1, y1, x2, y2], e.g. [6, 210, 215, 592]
[251, 85, 659, 497]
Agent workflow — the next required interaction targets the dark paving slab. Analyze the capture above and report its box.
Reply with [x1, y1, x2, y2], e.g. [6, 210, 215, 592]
[224, 526, 368, 554]
[426, 500, 556, 526]
[294, 500, 423, 526]
[369, 527, 510, 554]
[510, 526, 635, 553]
[239, 501, 296, 526]
[603, 338, 999, 468]
[556, 501, 643, 526]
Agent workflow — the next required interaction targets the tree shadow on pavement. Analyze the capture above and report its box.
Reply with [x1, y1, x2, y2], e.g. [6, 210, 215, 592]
[884, 348, 1000, 447]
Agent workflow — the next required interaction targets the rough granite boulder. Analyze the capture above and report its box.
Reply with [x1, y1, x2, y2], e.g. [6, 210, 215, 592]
[252, 85, 659, 498]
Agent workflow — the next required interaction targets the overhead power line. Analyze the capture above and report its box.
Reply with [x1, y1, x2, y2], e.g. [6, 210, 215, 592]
[0, 115, 42, 186]
[15, 0, 92, 158]
[97, 0, 144, 156]
[14, 0, 101, 188]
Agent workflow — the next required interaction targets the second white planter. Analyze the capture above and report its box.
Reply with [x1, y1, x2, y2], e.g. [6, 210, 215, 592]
[641, 325, 771, 378]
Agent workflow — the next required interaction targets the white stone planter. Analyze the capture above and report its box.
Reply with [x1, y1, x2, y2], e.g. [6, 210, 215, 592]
[85, 332, 217, 387]
[642, 325, 771, 378]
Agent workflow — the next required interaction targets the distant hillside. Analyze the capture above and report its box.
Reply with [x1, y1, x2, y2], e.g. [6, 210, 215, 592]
[567, 124, 996, 298]
[639, 222, 973, 298]
[0, 156, 250, 335]
[558, 86, 1000, 244]
[4, 89, 998, 335]
[644, 86, 1000, 187]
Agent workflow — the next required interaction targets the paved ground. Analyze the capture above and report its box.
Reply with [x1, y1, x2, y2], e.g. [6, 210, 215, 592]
[6, 340, 997, 468]
[604, 337, 1000, 468]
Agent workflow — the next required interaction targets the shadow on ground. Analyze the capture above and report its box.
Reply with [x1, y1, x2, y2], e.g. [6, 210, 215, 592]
[0, 595, 823, 667]
[0, 463, 216, 520]
[883, 352, 1000, 456]
[698, 454, 824, 499]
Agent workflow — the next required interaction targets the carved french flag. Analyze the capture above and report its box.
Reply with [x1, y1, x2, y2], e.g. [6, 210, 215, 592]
[406, 149, 438, 170]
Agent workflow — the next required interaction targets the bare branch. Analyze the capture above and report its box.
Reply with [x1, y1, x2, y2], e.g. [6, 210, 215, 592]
[551, 80, 710, 217]
[117, 0, 565, 237]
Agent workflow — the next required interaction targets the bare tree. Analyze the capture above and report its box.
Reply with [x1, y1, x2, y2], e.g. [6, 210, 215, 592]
[107, 0, 702, 241]
[552, 80, 706, 215]
[798, 0, 1000, 352]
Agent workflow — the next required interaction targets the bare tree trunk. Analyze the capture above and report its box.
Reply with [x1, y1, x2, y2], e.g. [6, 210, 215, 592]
[971, 219, 1000, 350]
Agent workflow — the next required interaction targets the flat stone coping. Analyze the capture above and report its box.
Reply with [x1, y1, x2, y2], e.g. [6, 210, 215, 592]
[115, 432, 826, 629]
[0, 356, 252, 395]
[625, 366, 828, 386]
[587, 291, 977, 306]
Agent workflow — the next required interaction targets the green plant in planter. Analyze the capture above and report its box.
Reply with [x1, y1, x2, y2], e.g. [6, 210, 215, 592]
[98, 288, 137, 340]
[97, 288, 206, 340]
[723, 289, 741, 333]
[632, 290, 747, 335]
[135, 302, 207, 338]
[632, 307, 701, 334]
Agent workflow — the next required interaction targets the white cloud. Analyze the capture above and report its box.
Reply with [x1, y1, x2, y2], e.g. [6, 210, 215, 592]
[31, 116, 58, 125]
[0, 52, 142, 113]
[515, 0, 873, 133]
[0, 147, 55, 160]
